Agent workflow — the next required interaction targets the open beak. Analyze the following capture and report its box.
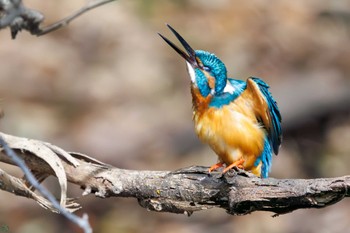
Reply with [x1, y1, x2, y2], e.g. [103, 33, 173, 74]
[158, 24, 199, 68]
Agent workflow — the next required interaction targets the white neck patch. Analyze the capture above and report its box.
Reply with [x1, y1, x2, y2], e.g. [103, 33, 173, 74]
[186, 62, 196, 83]
[223, 80, 234, 94]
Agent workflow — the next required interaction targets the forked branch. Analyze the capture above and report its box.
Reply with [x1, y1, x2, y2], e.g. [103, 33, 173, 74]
[0, 0, 116, 38]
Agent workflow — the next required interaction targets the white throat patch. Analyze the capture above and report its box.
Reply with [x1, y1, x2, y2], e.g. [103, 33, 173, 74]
[223, 80, 235, 94]
[186, 62, 196, 83]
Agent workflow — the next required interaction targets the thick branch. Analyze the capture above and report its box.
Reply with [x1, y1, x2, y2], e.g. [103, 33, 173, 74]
[0, 148, 348, 216]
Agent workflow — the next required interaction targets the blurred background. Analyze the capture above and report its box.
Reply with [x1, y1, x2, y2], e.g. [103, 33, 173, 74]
[1, 0, 350, 232]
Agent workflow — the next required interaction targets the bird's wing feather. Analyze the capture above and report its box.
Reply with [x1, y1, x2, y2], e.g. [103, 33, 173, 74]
[246, 77, 282, 154]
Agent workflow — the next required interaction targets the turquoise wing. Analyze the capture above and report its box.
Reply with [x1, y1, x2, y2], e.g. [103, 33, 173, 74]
[248, 77, 282, 155]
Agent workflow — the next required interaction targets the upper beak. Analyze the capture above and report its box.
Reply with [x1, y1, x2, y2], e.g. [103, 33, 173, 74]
[158, 24, 199, 68]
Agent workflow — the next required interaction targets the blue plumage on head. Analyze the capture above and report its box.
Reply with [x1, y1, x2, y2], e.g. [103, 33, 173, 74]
[194, 50, 227, 95]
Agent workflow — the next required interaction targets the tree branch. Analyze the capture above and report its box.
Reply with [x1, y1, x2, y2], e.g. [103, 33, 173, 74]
[0, 0, 116, 39]
[0, 132, 348, 217]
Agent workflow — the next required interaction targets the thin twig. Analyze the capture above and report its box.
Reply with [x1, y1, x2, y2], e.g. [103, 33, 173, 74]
[0, 136, 92, 233]
[37, 0, 116, 36]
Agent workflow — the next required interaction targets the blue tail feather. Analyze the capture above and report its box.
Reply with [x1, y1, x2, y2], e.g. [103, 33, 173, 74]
[254, 137, 273, 178]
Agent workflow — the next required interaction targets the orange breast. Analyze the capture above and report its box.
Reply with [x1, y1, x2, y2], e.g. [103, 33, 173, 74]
[192, 88, 266, 172]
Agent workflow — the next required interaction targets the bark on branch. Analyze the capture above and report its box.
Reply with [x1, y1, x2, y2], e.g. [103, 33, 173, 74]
[0, 132, 348, 217]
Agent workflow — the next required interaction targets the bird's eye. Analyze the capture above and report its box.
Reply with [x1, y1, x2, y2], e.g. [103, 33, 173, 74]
[203, 66, 211, 72]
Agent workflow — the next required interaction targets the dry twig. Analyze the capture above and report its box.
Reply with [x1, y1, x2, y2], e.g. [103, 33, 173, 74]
[0, 134, 92, 233]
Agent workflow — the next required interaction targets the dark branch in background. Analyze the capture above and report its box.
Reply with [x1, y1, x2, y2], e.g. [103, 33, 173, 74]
[0, 0, 116, 39]
[0, 136, 92, 233]
[0, 133, 349, 217]
[0, 0, 44, 39]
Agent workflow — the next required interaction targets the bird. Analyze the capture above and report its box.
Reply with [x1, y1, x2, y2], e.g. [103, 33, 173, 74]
[158, 24, 282, 178]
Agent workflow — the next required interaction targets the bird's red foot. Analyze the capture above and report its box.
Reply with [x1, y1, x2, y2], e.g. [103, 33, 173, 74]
[208, 162, 225, 173]
[222, 158, 245, 173]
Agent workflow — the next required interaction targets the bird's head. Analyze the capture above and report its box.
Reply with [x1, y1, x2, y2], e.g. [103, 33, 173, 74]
[159, 24, 227, 97]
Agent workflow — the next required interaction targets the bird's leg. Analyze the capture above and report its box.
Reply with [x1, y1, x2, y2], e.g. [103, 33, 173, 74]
[208, 162, 225, 173]
[222, 158, 245, 173]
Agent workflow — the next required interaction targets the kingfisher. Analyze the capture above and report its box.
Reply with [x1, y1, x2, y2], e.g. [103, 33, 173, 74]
[158, 24, 282, 178]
